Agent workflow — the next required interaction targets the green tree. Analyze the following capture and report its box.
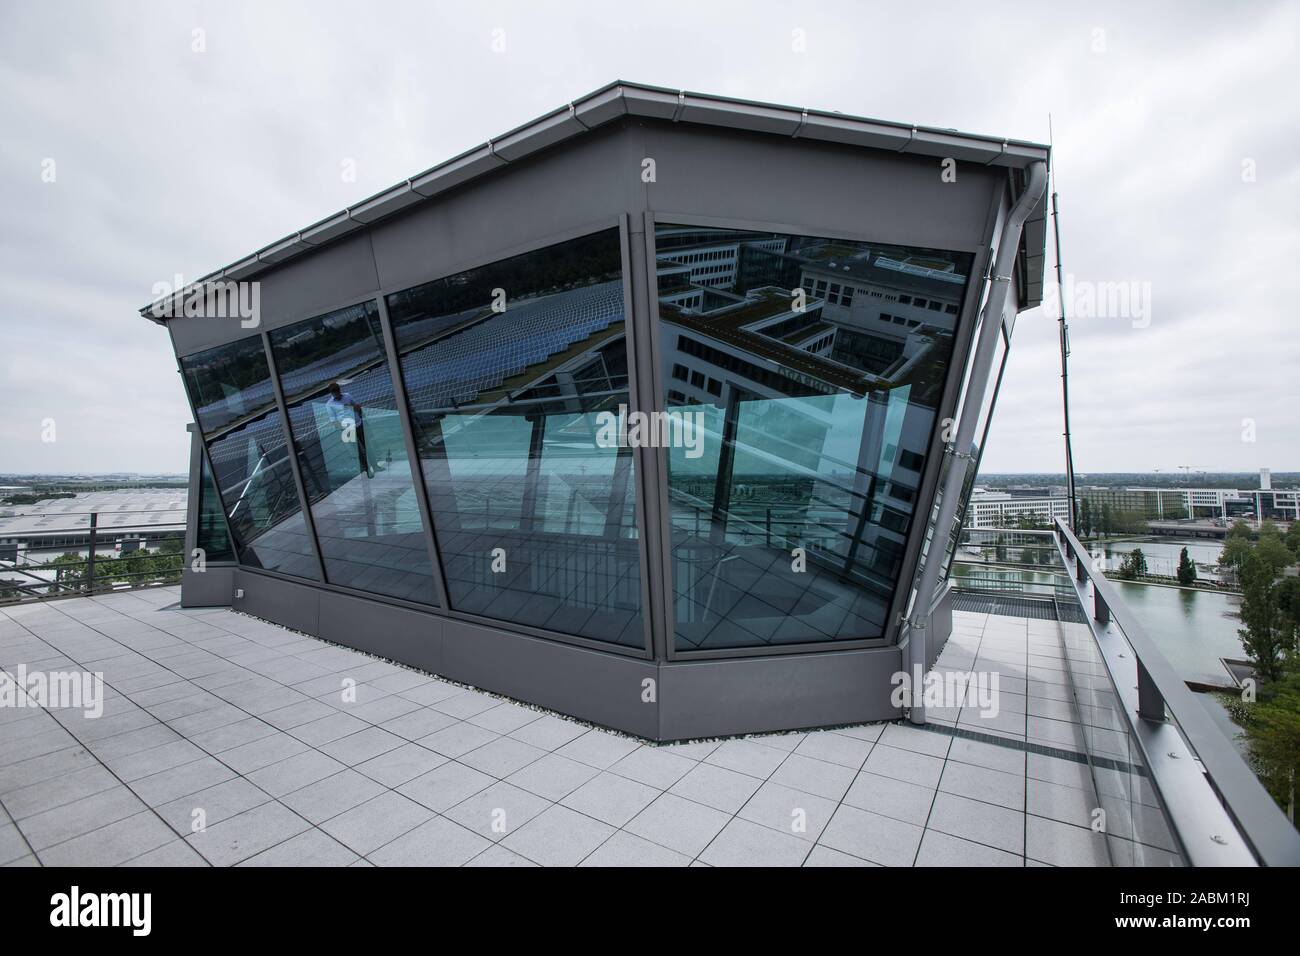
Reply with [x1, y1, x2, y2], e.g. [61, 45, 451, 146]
[1237, 553, 1293, 682]
[1117, 548, 1148, 581]
[1079, 498, 1092, 537]
[1285, 520, 1300, 557]
[995, 533, 1007, 563]
[1255, 534, 1296, 575]
[1227, 519, 1254, 541]
[1176, 547, 1197, 586]
[1236, 659, 1300, 825]
[1220, 535, 1254, 574]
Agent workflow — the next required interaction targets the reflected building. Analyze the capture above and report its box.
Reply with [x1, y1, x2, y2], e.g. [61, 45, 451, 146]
[149, 82, 1048, 740]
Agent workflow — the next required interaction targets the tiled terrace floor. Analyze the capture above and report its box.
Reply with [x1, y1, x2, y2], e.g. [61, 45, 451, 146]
[1, 588, 1122, 867]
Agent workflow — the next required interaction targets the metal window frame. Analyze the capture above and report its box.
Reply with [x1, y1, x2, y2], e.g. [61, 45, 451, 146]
[640, 210, 996, 662]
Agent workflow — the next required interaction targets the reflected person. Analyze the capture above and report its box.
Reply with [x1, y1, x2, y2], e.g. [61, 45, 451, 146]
[325, 381, 373, 478]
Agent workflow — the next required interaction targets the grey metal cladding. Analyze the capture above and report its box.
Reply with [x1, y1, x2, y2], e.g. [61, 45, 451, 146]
[138, 79, 1048, 321]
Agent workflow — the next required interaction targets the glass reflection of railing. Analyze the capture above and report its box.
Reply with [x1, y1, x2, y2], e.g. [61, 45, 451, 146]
[0, 509, 187, 605]
[949, 527, 1075, 601]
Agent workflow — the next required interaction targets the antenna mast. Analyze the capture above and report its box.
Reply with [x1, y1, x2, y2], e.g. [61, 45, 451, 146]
[1049, 117, 1078, 530]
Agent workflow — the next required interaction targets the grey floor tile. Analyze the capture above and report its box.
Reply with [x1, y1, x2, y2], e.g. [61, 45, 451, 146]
[418, 722, 500, 760]
[508, 715, 589, 751]
[555, 729, 641, 770]
[863, 744, 945, 789]
[186, 801, 311, 866]
[819, 804, 923, 866]
[369, 815, 492, 866]
[245, 750, 347, 798]
[769, 753, 856, 801]
[700, 817, 811, 867]
[500, 804, 615, 867]
[41, 810, 178, 866]
[625, 793, 730, 858]
[398, 762, 495, 812]
[703, 739, 788, 779]
[916, 829, 1024, 866]
[794, 731, 874, 770]
[155, 777, 272, 832]
[737, 781, 837, 843]
[803, 844, 879, 867]
[19, 785, 147, 850]
[379, 708, 458, 742]
[1026, 814, 1109, 866]
[219, 733, 309, 775]
[130, 756, 238, 805]
[320, 792, 435, 855]
[669, 762, 762, 814]
[355, 742, 447, 788]
[608, 747, 695, 789]
[0, 822, 32, 865]
[506, 752, 600, 801]
[238, 828, 359, 866]
[444, 781, 551, 840]
[561, 772, 659, 827]
[121, 839, 210, 867]
[465, 843, 538, 867]
[459, 736, 546, 778]
[280, 769, 386, 824]
[318, 726, 406, 766]
[926, 791, 1025, 854]
[579, 830, 690, 867]
[842, 771, 936, 826]
[939, 759, 1026, 811]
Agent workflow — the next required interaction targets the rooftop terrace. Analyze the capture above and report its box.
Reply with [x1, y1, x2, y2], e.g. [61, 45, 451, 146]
[2, 587, 1117, 866]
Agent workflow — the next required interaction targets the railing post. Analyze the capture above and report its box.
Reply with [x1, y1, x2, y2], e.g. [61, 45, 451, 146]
[1075, 552, 1087, 584]
[1094, 587, 1110, 625]
[1136, 658, 1165, 722]
[765, 508, 771, 548]
[85, 511, 97, 594]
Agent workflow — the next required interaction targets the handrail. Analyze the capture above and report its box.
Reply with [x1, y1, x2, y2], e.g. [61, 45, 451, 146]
[1050, 516, 1300, 866]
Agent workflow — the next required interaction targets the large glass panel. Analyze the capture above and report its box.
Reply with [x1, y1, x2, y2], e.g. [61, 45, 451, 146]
[180, 338, 319, 578]
[269, 301, 439, 604]
[655, 223, 972, 651]
[197, 451, 235, 562]
[388, 229, 643, 647]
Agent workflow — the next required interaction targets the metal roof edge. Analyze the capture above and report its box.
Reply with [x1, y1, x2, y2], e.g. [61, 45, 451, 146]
[139, 81, 1050, 317]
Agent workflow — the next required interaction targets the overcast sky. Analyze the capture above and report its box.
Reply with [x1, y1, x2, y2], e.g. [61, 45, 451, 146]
[2, 0, 1296, 476]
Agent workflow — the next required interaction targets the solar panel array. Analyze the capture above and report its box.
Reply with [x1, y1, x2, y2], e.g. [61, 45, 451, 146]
[400, 281, 624, 411]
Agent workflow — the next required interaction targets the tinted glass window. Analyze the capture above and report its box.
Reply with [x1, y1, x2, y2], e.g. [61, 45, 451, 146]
[180, 337, 319, 578]
[197, 451, 234, 562]
[269, 301, 438, 604]
[654, 224, 971, 651]
[388, 229, 643, 647]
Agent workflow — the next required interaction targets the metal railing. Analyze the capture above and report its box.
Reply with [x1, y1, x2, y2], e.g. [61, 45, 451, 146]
[0, 509, 186, 604]
[1050, 517, 1300, 867]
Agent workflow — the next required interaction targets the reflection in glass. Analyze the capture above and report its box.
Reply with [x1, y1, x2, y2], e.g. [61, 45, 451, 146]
[180, 337, 319, 578]
[269, 302, 438, 604]
[655, 223, 972, 650]
[197, 452, 235, 562]
[388, 229, 644, 646]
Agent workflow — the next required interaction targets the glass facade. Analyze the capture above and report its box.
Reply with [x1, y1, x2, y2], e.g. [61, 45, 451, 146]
[181, 337, 320, 578]
[177, 224, 979, 658]
[387, 229, 644, 647]
[196, 452, 235, 562]
[270, 302, 439, 604]
[654, 224, 972, 651]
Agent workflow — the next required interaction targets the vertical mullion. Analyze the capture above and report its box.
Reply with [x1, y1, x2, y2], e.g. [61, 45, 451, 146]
[620, 213, 666, 660]
[374, 295, 452, 610]
[262, 331, 328, 584]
